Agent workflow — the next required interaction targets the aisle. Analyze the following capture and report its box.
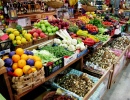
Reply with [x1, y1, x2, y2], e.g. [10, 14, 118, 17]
[103, 63, 130, 100]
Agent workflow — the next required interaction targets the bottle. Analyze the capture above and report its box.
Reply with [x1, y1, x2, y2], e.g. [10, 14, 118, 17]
[3, 3, 9, 18]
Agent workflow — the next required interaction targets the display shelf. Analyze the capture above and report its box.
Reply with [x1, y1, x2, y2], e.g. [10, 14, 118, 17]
[110, 45, 130, 87]
[0, 67, 13, 100]
[14, 52, 88, 100]
[18, 11, 56, 18]
[0, 67, 7, 75]
[83, 66, 112, 100]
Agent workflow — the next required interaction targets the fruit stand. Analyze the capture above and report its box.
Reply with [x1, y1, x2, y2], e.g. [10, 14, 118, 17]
[0, 0, 130, 99]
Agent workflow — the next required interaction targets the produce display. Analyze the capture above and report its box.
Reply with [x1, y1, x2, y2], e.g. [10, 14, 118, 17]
[89, 18, 103, 28]
[32, 49, 58, 64]
[88, 47, 118, 69]
[102, 21, 112, 26]
[28, 28, 47, 40]
[48, 19, 69, 30]
[78, 16, 90, 24]
[95, 34, 110, 43]
[34, 20, 59, 36]
[3, 48, 42, 77]
[85, 12, 96, 18]
[55, 74, 94, 97]
[85, 24, 98, 34]
[54, 38, 86, 51]
[40, 45, 73, 58]
[106, 36, 130, 50]
[6, 26, 32, 45]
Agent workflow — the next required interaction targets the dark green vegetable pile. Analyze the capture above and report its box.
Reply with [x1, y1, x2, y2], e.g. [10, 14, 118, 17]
[41, 46, 73, 58]
[89, 18, 103, 28]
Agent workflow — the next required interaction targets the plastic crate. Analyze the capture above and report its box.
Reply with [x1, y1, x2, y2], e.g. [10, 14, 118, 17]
[44, 57, 64, 77]
[64, 52, 77, 66]
[0, 40, 13, 56]
[77, 49, 88, 58]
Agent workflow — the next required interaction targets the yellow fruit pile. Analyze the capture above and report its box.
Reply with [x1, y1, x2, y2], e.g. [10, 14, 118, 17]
[6, 28, 32, 45]
[86, 12, 96, 18]
[3, 48, 43, 77]
[78, 16, 90, 24]
[69, 0, 78, 6]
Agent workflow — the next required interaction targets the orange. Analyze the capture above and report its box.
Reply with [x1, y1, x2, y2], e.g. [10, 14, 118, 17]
[31, 67, 37, 72]
[21, 54, 28, 60]
[12, 63, 18, 70]
[16, 48, 24, 56]
[28, 55, 34, 59]
[18, 59, 26, 68]
[12, 54, 20, 63]
[2, 55, 9, 60]
[14, 68, 23, 77]
[34, 61, 42, 69]
[23, 65, 32, 74]
[33, 56, 41, 62]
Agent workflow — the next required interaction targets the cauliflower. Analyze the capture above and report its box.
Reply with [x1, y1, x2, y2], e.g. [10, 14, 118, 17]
[62, 39, 68, 44]
[54, 38, 61, 44]
[71, 39, 77, 45]
[76, 42, 87, 51]
[62, 44, 68, 48]
[68, 45, 76, 51]
[66, 40, 71, 45]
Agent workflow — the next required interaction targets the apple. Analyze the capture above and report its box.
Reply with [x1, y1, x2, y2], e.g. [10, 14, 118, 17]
[28, 30, 34, 35]
[36, 29, 42, 34]
[31, 28, 37, 33]
[33, 37, 37, 41]
[40, 33, 46, 38]
[33, 32, 39, 38]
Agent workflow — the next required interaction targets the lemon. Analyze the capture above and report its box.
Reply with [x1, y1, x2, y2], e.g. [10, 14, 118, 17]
[13, 31, 20, 36]
[22, 30, 27, 35]
[21, 38, 27, 44]
[24, 34, 31, 41]
[6, 28, 14, 33]
[12, 29, 17, 33]
[12, 40, 17, 45]
[16, 36, 22, 40]
[29, 39, 33, 42]
[9, 34, 15, 40]
[17, 40, 21, 45]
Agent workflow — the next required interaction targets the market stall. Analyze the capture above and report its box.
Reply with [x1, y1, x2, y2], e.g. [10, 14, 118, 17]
[0, 0, 130, 100]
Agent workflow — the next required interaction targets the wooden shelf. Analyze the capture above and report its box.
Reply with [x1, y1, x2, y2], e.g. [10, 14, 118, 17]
[18, 11, 56, 18]
[14, 52, 88, 100]
[0, 67, 7, 75]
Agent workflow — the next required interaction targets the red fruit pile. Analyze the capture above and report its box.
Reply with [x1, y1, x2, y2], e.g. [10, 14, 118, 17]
[102, 21, 112, 26]
[86, 24, 98, 33]
[28, 28, 47, 40]
[49, 20, 69, 29]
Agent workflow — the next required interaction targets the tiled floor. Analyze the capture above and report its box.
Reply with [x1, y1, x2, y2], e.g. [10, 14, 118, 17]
[102, 63, 130, 100]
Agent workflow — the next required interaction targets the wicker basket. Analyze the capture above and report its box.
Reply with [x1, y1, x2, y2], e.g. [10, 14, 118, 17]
[42, 91, 57, 100]
[46, 0, 64, 8]
[82, 5, 97, 12]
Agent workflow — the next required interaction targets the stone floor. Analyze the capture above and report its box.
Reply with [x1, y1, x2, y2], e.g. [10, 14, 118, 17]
[102, 63, 130, 100]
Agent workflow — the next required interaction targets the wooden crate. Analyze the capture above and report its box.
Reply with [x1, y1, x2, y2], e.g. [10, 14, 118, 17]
[15, 84, 32, 95]
[32, 67, 45, 84]
[11, 73, 33, 89]
[110, 44, 130, 87]
[14, 42, 33, 50]
[33, 37, 48, 45]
